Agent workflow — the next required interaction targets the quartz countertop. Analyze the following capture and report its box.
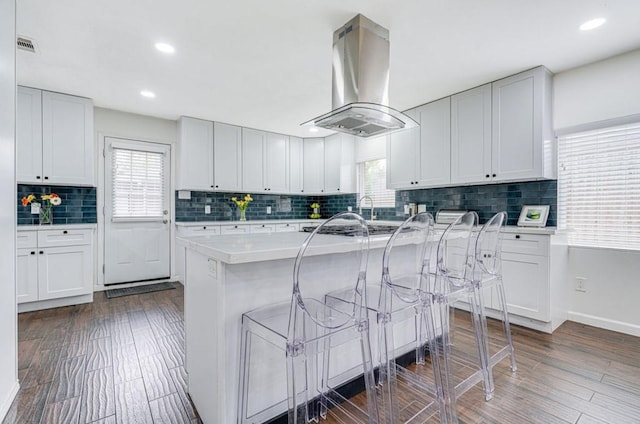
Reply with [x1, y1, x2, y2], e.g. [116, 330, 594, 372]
[175, 219, 322, 227]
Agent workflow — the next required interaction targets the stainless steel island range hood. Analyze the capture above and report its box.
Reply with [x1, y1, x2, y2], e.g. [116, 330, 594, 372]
[302, 14, 418, 138]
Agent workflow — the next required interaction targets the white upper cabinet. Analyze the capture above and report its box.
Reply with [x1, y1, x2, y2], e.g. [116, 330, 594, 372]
[177, 116, 214, 191]
[387, 99, 450, 189]
[451, 84, 492, 184]
[17, 87, 94, 186]
[242, 129, 289, 193]
[321, 133, 356, 194]
[303, 137, 325, 194]
[289, 137, 304, 193]
[213, 122, 243, 191]
[451, 67, 554, 185]
[265, 132, 289, 193]
[17, 86, 43, 184]
[492, 66, 555, 182]
[241, 128, 266, 192]
[417, 98, 451, 186]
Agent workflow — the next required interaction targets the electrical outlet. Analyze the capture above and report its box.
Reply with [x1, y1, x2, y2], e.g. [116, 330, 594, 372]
[204, 205, 211, 214]
[347, 206, 352, 212]
[575, 277, 587, 292]
[266, 206, 272, 214]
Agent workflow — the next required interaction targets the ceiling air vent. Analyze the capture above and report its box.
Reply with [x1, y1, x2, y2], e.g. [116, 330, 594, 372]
[17, 37, 36, 53]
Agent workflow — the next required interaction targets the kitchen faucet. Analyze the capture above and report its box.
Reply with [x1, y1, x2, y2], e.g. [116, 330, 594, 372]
[358, 195, 375, 221]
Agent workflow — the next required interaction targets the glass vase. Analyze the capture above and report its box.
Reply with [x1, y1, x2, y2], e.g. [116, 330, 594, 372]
[40, 206, 52, 225]
[240, 209, 246, 221]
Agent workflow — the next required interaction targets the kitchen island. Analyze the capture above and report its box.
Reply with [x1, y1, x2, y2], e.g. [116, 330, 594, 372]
[178, 231, 393, 424]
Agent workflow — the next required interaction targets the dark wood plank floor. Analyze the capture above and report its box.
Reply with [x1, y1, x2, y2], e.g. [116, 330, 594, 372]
[5, 283, 640, 423]
[5, 282, 200, 424]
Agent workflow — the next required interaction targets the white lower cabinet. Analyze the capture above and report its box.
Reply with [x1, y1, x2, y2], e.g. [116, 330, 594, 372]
[17, 228, 94, 305]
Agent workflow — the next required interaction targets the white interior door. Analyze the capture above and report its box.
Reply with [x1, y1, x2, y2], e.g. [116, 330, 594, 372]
[104, 137, 171, 285]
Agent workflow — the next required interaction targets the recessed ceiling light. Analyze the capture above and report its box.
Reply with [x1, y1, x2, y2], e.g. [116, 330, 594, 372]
[309, 127, 319, 133]
[140, 90, 156, 98]
[580, 18, 606, 31]
[155, 42, 175, 54]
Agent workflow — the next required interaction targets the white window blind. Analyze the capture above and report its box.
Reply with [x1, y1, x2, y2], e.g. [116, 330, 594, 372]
[357, 158, 395, 208]
[558, 122, 640, 250]
[111, 147, 165, 219]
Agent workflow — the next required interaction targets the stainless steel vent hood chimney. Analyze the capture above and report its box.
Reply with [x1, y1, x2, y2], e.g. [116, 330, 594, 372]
[302, 14, 418, 138]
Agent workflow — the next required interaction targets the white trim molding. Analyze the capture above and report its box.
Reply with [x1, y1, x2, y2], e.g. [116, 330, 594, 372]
[568, 311, 640, 337]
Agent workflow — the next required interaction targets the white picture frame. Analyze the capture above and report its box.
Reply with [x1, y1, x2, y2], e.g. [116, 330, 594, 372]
[517, 205, 550, 227]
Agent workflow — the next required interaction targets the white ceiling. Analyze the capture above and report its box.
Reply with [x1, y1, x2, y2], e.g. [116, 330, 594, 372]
[16, 0, 640, 138]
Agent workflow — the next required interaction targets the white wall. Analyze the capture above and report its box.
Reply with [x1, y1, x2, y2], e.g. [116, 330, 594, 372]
[554, 48, 640, 130]
[0, 0, 19, 418]
[354, 135, 387, 163]
[94, 107, 177, 144]
[554, 48, 640, 336]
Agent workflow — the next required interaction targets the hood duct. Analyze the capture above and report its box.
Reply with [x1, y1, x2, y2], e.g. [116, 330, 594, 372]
[303, 14, 417, 138]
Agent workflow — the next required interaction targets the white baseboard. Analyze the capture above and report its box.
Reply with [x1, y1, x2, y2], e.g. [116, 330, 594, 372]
[568, 311, 640, 337]
[18, 293, 93, 313]
[0, 380, 20, 421]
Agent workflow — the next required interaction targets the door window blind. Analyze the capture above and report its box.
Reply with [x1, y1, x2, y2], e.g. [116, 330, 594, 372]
[111, 147, 165, 219]
[558, 122, 640, 250]
[357, 158, 395, 208]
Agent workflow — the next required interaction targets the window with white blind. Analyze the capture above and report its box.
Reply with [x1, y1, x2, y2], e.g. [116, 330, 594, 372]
[357, 158, 395, 208]
[111, 147, 165, 219]
[558, 121, 640, 250]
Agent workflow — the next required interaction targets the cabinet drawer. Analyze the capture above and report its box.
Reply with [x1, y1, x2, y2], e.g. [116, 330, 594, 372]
[17, 231, 38, 249]
[177, 225, 221, 237]
[220, 224, 250, 235]
[275, 223, 299, 232]
[37, 228, 93, 247]
[251, 224, 275, 234]
[501, 233, 549, 257]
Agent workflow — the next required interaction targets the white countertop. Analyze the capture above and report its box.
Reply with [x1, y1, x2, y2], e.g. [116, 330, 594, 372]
[178, 231, 392, 265]
[175, 219, 322, 227]
[17, 223, 97, 231]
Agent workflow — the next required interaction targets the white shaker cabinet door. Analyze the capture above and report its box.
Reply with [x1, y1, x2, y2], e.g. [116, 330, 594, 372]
[214, 122, 243, 191]
[416, 97, 451, 187]
[289, 137, 304, 193]
[37, 244, 93, 301]
[500, 251, 550, 322]
[177, 117, 214, 191]
[491, 66, 553, 182]
[303, 137, 325, 194]
[387, 108, 419, 189]
[265, 132, 289, 193]
[323, 134, 341, 194]
[16, 86, 43, 184]
[450, 84, 492, 185]
[242, 128, 266, 192]
[42, 91, 94, 186]
[17, 248, 39, 303]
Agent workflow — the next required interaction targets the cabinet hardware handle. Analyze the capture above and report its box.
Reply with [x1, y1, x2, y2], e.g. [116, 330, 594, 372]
[44, 176, 49, 180]
[234, 225, 238, 228]
[215, 185, 219, 188]
[31, 251, 35, 255]
[515, 234, 520, 239]
[203, 226, 206, 229]
[492, 173, 496, 177]
[36, 176, 41, 179]
[485, 174, 490, 178]
[39, 251, 44, 254]
[210, 185, 214, 188]
[63, 230, 68, 234]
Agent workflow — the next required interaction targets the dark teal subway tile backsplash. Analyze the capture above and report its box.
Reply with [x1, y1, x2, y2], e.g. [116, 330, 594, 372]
[175, 192, 358, 222]
[17, 185, 97, 225]
[175, 180, 557, 227]
[396, 180, 557, 226]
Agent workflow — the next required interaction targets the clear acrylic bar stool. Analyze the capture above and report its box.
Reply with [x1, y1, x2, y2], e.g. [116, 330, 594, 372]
[326, 212, 449, 423]
[467, 211, 517, 400]
[237, 212, 379, 424]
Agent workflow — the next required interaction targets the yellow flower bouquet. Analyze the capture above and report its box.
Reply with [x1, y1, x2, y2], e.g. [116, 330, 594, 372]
[231, 194, 253, 221]
[310, 202, 321, 219]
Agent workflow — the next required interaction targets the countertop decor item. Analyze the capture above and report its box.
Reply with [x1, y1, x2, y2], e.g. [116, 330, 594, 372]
[231, 194, 253, 221]
[22, 193, 62, 225]
[517, 205, 550, 227]
[310, 202, 321, 219]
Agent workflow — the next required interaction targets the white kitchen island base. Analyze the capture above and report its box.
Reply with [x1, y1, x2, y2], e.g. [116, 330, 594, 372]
[181, 232, 390, 424]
